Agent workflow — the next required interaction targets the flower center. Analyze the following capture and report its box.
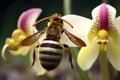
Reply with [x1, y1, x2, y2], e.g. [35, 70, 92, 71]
[6, 29, 26, 48]
[97, 29, 108, 52]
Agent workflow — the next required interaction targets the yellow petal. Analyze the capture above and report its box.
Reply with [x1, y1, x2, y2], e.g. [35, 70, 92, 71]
[77, 37, 99, 70]
[1, 44, 9, 62]
[30, 46, 46, 76]
[9, 47, 30, 56]
[106, 37, 120, 71]
[61, 15, 92, 47]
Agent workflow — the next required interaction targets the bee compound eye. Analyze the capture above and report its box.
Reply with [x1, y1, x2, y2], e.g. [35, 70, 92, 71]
[48, 19, 50, 22]
[59, 20, 63, 23]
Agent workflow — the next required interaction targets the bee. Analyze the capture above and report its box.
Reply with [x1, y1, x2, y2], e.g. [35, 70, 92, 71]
[21, 13, 86, 71]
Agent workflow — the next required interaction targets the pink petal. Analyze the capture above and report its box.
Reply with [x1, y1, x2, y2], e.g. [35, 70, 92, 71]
[99, 3, 109, 31]
[18, 8, 42, 35]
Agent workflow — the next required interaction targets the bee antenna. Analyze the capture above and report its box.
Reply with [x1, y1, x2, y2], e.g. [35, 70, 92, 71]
[59, 18, 73, 28]
[33, 17, 50, 26]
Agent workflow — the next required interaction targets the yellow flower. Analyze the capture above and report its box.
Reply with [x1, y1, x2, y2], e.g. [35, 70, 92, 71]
[2, 8, 42, 62]
[1, 8, 47, 76]
[62, 3, 120, 71]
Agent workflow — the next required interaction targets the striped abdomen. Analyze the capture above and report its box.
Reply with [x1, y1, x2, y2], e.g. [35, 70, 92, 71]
[39, 40, 64, 71]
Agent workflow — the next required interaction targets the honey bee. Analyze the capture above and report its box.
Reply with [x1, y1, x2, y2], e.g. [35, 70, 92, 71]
[21, 13, 86, 71]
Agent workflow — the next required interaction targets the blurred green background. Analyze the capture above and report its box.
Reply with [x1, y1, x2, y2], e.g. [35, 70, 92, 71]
[1, 0, 120, 49]
[0, 0, 120, 80]
[1, 0, 120, 48]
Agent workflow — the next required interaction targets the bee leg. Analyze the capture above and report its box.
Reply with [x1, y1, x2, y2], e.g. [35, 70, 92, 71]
[63, 44, 74, 71]
[27, 44, 40, 71]
[31, 49, 36, 67]
[68, 49, 74, 70]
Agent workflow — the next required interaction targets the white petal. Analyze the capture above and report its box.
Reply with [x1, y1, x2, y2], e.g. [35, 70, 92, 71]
[114, 16, 120, 33]
[92, 3, 116, 20]
[106, 37, 120, 71]
[61, 15, 92, 47]
[30, 46, 46, 76]
[114, 16, 120, 45]
[77, 37, 99, 70]
[107, 4, 116, 19]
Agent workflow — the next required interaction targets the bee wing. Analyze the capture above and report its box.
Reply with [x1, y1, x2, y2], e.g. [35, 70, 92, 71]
[106, 37, 120, 71]
[21, 32, 40, 46]
[21, 29, 46, 46]
[63, 28, 86, 47]
[61, 15, 92, 47]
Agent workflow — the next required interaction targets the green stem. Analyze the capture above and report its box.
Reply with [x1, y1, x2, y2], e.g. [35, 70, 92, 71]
[71, 48, 91, 80]
[63, 0, 90, 80]
[45, 74, 53, 80]
[79, 70, 90, 80]
[109, 63, 115, 80]
[99, 52, 110, 80]
[63, 0, 72, 14]
[102, 0, 109, 3]
[115, 72, 120, 80]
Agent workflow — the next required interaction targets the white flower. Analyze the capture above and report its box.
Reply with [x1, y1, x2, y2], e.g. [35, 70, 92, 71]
[62, 3, 120, 71]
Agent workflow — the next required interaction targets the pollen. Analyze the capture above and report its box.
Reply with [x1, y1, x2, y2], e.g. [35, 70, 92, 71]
[98, 29, 108, 39]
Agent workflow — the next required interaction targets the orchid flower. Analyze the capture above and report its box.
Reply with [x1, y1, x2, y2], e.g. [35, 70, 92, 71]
[62, 3, 120, 71]
[1, 8, 43, 70]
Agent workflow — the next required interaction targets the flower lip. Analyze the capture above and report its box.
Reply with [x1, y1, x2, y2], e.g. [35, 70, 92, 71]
[99, 3, 109, 31]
